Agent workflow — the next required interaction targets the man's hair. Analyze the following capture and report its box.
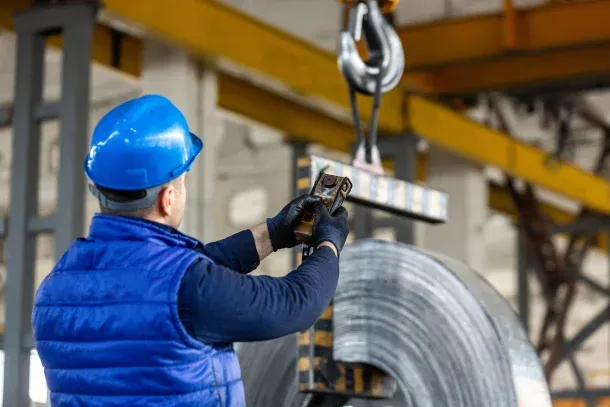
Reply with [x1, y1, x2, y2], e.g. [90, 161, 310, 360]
[97, 178, 181, 218]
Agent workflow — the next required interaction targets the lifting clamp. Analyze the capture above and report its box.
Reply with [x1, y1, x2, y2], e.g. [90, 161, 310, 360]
[337, 0, 405, 175]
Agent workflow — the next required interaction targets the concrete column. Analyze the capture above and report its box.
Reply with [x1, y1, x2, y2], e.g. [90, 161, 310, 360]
[141, 40, 219, 242]
[422, 147, 488, 271]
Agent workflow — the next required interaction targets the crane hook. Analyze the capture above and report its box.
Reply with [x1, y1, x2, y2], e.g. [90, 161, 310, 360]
[337, 0, 405, 174]
[338, 0, 404, 95]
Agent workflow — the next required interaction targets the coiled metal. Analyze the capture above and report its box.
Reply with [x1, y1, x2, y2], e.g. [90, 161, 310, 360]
[237, 240, 551, 407]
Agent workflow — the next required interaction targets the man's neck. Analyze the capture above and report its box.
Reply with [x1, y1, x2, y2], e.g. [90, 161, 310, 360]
[107, 214, 176, 233]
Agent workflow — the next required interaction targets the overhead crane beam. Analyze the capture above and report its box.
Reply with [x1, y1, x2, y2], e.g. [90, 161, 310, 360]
[99, 0, 610, 214]
[399, 0, 610, 69]
[405, 43, 610, 95]
[102, 0, 408, 132]
[400, 0, 610, 95]
[4, 1, 610, 215]
[406, 95, 610, 214]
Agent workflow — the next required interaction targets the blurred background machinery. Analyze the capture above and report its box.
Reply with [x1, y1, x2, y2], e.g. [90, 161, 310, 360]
[0, 0, 609, 406]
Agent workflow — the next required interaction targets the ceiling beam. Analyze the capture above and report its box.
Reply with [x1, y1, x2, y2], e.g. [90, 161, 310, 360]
[98, 0, 610, 214]
[4, 0, 610, 217]
[405, 43, 610, 95]
[101, 0, 408, 132]
[399, 0, 610, 94]
[399, 0, 610, 69]
[407, 95, 610, 214]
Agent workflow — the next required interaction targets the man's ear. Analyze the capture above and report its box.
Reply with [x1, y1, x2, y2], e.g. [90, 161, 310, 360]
[158, 184, 175, 217]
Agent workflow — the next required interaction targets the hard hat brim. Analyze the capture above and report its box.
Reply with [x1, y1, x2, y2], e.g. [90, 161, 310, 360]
[173, 131, 204, 180]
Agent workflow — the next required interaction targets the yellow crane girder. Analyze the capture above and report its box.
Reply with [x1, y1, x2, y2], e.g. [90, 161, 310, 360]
[3, 0, 610, 217]
[399, 0, 610, 94]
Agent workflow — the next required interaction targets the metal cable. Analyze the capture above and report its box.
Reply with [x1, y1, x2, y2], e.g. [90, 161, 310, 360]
[237, 239, 551, 407]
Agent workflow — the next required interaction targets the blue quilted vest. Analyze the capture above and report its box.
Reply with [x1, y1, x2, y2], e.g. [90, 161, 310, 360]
[32, 214, 245, 407]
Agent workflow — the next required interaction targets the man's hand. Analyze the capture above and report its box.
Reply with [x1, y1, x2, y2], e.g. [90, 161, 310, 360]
[312, 205, 349, 256]
[266, 195, 322, 251]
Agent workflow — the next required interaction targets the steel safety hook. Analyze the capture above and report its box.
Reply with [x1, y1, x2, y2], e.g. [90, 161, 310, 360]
[337, 0, 405, 174]
[337, 0, 404, 95]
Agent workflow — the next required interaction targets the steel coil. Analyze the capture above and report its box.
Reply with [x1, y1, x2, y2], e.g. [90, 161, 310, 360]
[237, 239, 551, 407]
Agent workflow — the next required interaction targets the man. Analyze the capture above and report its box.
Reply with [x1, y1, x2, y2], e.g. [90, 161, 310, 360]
[32, 94, 349, 407]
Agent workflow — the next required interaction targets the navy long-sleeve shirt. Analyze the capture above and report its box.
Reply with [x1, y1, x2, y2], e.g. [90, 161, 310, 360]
[151, 223, 340, 344]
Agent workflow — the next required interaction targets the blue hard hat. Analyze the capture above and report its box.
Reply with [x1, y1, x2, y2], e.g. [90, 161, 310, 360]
[84, 94, 203, 191]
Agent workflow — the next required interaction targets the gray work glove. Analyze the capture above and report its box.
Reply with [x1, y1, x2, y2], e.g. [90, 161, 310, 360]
[312, 204, 349, 254]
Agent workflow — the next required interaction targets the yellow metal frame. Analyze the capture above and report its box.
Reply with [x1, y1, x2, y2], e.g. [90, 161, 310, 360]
[399, 0, 610, 93]
[102, 0, 406, 132]
[554, 398, 610, 407]
[406, 95, 610, 214]
[398, 0, 610, 69]
[101, 0, 610, 215]
[4, 1, 610, 217]
[217, 74, 355, 152]
[405, 43, 610, 94]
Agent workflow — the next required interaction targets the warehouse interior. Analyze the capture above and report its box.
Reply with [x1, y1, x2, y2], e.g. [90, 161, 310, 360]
[1, 0, 610, 406]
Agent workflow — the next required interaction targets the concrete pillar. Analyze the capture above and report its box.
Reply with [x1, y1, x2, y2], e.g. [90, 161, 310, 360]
[422, 147, 488, 271]
[141, 40, 219, 242]
[214, 121, 292, 276]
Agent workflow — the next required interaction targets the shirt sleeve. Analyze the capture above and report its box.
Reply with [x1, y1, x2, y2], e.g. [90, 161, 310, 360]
[177, 246, 339, 344]
[198, 229, 260, 274]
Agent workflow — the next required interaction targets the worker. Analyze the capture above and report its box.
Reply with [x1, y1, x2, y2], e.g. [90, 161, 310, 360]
[32, 94, 349, 407]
